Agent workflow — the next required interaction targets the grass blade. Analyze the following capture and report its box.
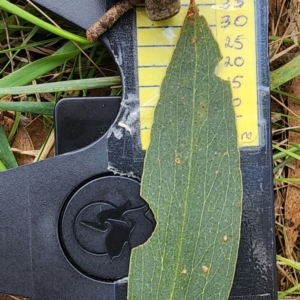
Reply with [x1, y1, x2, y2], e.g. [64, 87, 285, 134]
[0, 102, 54, 115]
[0, 126, 17, 169]
[0, 160, 7, 172]
[0, 77, 121, 95]
[0, 41, 95, 98]
[0, 0, 90, 44]
[273, 144, 300, 161]
[271, 55, 300, 90]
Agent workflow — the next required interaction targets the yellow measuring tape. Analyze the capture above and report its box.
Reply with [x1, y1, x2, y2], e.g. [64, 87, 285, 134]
[137, 0, 258, 150]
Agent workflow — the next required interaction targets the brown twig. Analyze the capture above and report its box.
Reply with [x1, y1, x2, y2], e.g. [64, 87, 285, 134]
[86, 0, 133, 42]
[86, 0, 181, 41]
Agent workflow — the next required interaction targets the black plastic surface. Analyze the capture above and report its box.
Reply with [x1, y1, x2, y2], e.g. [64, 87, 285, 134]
[32, 0, 106, 31]
[0, 136, 155, 300]
[0, 137, 115, 300]
[55, 97, 121, 154]
[0, 1, 276, 300]
[229, 1, 276, 298]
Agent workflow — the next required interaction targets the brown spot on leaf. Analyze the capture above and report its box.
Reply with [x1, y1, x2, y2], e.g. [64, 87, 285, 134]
[202, 265, 209, 273]
[175, 157, 181, 164]
[181, 268, 187, 275]
[191, 37, 197, 44]
[223, 235, 228, 242]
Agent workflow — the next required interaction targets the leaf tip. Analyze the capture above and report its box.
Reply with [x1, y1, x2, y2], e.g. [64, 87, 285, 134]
[187, 0, 199, 20]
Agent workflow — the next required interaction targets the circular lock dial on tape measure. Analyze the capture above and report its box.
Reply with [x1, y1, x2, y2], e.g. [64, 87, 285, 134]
[59, 176, 155, 281]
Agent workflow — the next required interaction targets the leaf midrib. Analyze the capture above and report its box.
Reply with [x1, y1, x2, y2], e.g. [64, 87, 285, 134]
[169, 17, 199, 299]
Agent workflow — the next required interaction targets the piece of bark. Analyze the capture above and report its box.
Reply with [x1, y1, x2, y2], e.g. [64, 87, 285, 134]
[145, 0, 180, 21]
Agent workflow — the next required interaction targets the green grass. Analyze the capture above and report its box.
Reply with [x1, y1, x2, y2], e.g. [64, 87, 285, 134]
[0, 0, 121, 170]
[277, 255, 300, 299]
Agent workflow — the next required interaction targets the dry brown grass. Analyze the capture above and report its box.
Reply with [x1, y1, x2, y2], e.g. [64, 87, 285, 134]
[270, 0, 300, 297]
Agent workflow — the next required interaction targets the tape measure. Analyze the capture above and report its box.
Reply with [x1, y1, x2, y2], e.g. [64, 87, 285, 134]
[137, 0, 258, 150]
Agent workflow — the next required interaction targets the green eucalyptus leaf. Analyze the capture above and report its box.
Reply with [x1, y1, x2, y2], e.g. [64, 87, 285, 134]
[128, 2, 242, 299]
